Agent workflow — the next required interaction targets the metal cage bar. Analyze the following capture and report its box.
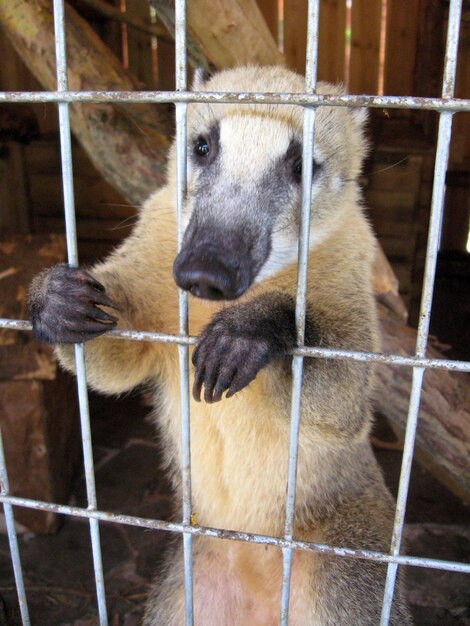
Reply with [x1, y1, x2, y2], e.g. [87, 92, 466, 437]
[380, 0, 463, 624]
[0, 0, 468, 623]
[1, 491, 470, 573]
[1, 90, 470, 112]
[0, 431, 30, 625]
[52, 1, 108, 623]
[174, 0, 194, 623]
[279, 0, 320, 623]
[0, 318, 469, 372]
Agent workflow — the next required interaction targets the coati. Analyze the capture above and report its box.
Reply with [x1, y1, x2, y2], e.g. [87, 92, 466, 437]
[28, 66, 413, 625]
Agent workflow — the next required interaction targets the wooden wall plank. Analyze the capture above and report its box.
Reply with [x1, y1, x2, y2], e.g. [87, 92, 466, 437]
[318, 0, 346, 83]
[449, 10, 470, 169]
[125, 0, 156, 88]
[383, 0, 420, 96]
[256, 0, 278, 39]
[284, 0, 345, 83]
[349, 0, 381, 94]
[284, 0, 307, 73]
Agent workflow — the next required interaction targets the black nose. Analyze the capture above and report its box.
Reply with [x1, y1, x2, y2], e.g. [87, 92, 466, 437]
[173, 245, 246, 300]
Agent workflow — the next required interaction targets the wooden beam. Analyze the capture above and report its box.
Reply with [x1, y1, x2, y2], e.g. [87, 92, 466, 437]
[149, 0, 284, 70]
[0, 0, 172, 205]
[81, 0, 170, 41]
[349, 0, 381, 94]
[376, 303, 470, 502]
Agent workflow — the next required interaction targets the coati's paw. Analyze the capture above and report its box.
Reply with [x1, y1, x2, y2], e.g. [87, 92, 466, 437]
[28, 263, 119, 344]
[192, 311, 286, 403]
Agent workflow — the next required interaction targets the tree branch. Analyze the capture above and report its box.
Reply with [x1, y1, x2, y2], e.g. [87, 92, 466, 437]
[376, 303, 470, 501]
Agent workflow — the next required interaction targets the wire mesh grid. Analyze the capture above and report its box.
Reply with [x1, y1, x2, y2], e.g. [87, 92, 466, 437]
[0, 0, 469, 624]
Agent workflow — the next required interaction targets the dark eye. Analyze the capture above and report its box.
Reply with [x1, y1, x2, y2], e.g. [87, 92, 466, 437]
[194, 137, 210, 158]
[293, 158, 321, 183]
[293, 158, 302, 180]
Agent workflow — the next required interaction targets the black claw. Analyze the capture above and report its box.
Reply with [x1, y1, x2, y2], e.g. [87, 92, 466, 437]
[193, 365, 205, 402]
[90, 278, 106, 292]
[192, 344, 200, 367]
[212, 368, 236, 403]
[203, 359, 221, 403]
[88, 306, 118, 323]
[92, 291, 121, 311]
[225, 374, 246, 398]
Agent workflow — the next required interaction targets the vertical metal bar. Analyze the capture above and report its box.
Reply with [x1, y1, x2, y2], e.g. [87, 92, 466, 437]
[379, 1, 462, 623]
[174, 0, 194, 624]
[0, 429, 30, 625]
[279, 1, 320, 624]
[52, 1, 108, 624]
[74, 348, 108, 624]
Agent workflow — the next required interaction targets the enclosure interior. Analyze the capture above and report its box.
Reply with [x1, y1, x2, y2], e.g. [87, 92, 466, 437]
[0, 0, 469, 625]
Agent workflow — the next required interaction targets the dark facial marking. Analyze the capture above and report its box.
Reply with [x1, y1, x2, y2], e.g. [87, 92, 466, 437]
[282, 138, 323, 184]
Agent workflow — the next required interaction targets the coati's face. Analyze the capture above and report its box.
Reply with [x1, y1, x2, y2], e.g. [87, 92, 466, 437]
[173, 66, 367, 301]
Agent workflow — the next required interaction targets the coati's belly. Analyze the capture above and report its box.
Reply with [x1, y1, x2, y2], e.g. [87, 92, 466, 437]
[160, 370, 296, 535]
[191, 538, 319, 626]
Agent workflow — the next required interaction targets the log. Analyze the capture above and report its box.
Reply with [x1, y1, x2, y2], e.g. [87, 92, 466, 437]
[149, 0, 284, 70]
[376, 303, 470, 502]
[0, 0, 172, 205]
[373, 243, 408, 321]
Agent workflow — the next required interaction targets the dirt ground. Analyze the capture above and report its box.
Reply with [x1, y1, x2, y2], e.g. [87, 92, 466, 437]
[0, 386, 468, 626]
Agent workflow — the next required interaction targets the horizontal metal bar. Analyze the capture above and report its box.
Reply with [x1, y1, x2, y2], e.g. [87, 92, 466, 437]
[1, 494, 469, 575]
[0, 90, 469, 112]
[2, 318, 468, 373]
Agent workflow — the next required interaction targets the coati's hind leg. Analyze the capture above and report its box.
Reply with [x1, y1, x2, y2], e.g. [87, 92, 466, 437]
[310, 495, 414, 626]
[143, 540, 185, 626]
[310, 552, 413, 625]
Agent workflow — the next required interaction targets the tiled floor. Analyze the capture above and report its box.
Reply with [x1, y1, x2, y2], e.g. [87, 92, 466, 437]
[0, 390, 468, 626]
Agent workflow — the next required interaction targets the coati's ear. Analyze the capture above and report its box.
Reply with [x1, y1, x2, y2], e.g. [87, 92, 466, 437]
[349, 107, 368, 131]
[192, 68, 212, 91]
[348, 107, 370, 164]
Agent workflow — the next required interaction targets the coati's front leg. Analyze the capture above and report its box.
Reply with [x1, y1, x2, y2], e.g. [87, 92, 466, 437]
[192, 289, 375, 437]
[28, 262, 162, 395]
[29, 263, 119, 344]
[192, 291, 298, 403]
